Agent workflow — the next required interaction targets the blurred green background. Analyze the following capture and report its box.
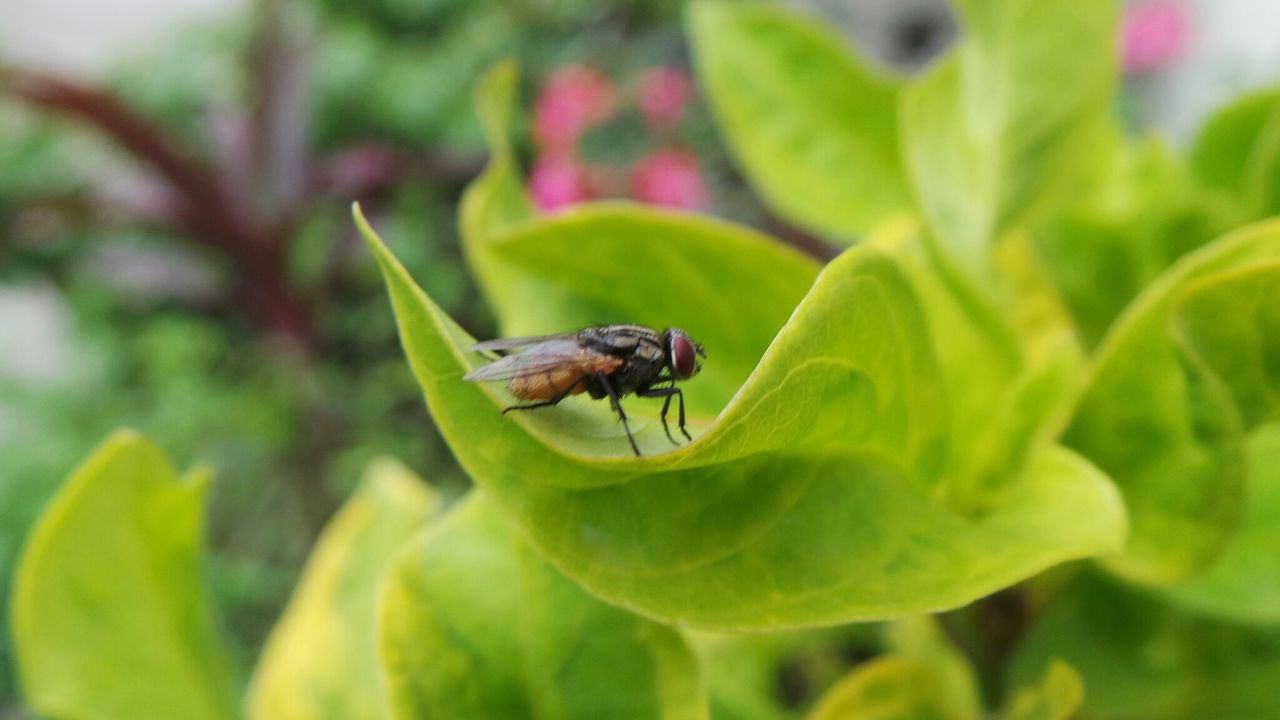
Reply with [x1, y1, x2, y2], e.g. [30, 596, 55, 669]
[2, 0, 1276, 716]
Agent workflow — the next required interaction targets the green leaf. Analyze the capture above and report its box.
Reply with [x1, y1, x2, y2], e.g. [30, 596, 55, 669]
[1066, 221, 1280, 584]
[1173, 264, 1280, 426]
[457, 61, 559, 340]
[356, 203, 1125, 629]
[460, 59, 533, 242]
[686, 0, 908, 241]
[1011, 571, 1280, 720]
[1242, 97, 1280, 219]
[691, 634, 796, 720]
[805, 617, 1081, 720]
[1191, 88, 1280, 198]
[900, 0, 1117, 273]
[999, 661, 1083, 720]
[691, 625, 884, 720]
[378, 492, 705, 719]
[1032, 138, 1233, 348]
[1190, 85, 1280, 219]
[12, 431, 235, 720]
[246, 459, 438, 720]
[874, 220, 1077, 508]
[881, 615, 982, 718]
[1162, 423, 1280, 622]
[805, 656, 971, 720]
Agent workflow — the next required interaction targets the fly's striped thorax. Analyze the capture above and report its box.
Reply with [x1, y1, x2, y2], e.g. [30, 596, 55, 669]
[579, 325, 664, 359]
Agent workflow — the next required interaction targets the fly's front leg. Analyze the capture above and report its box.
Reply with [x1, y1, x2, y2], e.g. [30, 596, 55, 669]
[597, 372, 641, 456]
[637, 385, 681, 445]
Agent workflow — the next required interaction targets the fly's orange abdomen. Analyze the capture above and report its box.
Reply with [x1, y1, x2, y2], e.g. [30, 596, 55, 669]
[508, 370, 589, 401]
[505, 355, 623, 400]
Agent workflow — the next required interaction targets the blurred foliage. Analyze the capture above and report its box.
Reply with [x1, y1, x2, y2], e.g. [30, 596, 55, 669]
[1, 0, 711, 709]
[1011, 570, 1280, 720]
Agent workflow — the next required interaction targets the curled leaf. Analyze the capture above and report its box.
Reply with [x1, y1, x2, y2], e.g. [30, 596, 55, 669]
[356, 203, 1125, 629]
[1067, 220, 1280, 584]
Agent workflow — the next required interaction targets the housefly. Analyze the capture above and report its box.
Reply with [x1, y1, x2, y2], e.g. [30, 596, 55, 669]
[463, 325, 706, 456]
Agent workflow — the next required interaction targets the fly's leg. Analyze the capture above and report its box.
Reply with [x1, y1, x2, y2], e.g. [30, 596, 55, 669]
[500, 376, 585, 415]
[637, 385, 681, 445]
[676, 388, 691, 441]
[660, 394, 675, 444]
[597, 372, 641, 456]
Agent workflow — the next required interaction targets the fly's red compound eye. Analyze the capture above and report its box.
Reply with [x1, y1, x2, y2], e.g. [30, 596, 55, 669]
[671, 333, 697, 379]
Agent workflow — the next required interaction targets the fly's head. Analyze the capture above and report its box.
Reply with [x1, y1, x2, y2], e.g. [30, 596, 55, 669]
[664, 328, 706, 381]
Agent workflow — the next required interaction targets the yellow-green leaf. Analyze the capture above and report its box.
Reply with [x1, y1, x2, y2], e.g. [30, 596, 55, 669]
[1191, 88, 1280, 201]
[873, 219, 1076, 509]
[901, 0, 1117, 273]
[1067, 220, 1280, 584]
[246, 459, 438, 720]
[12, 431, 235, 720]
[806, 656, 970, 720]
[999, 661, 1083, 720]
[806, 617, 1082, 720]
[378, 492, 706, 719]
[687, 1, 908, 241]
[1162, 423, 1280, 621]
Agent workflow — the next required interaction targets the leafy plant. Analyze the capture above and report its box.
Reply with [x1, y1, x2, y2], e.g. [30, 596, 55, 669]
[10, 0, 1280, 717]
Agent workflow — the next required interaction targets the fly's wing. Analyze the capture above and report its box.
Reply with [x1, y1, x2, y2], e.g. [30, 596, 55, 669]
[471, 333, 578, 354]
[463, 340, 618, 382]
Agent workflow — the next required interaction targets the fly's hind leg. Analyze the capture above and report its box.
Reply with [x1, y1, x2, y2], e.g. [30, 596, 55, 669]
[597, 372, 641, 456]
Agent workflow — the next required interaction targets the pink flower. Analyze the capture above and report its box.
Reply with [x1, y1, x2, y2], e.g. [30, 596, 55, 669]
[630, 148, 707, 210]
[1120, 0, 1191, 74]
[532, 66, 616, 152]
[529, 154, 591, 212]
[638, 67, 693, 130]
